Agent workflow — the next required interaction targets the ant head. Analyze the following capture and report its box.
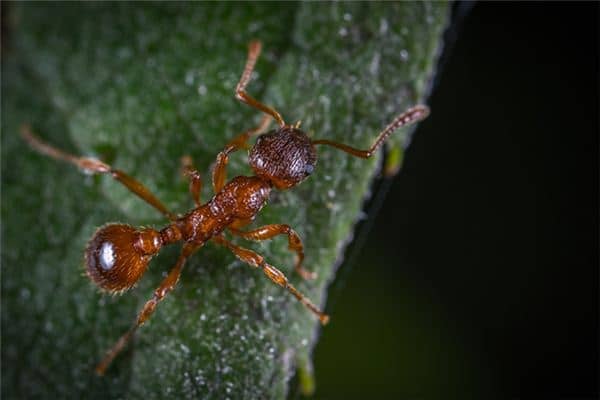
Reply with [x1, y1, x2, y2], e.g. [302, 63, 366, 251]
[85, 224, 162, 292]
[249, 126, 317, 189]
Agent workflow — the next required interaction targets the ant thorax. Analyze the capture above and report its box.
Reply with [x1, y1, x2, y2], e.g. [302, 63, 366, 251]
[249, 127, 317, 189]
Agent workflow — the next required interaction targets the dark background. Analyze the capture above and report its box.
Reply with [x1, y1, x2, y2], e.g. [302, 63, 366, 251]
[313, 3, 598, 399]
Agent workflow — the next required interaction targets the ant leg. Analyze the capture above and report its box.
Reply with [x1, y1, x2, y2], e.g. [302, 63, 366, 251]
[229, 224, 316, 280]
[21, 125, 177, 220]
[95, 243, 198, 375]
[312, 105, 430, 158]
[229, 217, 253, 230]
[235, 40, 286, 127]
[213, 235, 329, 325]
[180, 155, 202, 207]
[212, 114, 271, 193]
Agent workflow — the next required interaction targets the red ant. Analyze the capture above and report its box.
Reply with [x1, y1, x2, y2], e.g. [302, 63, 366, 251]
[21, 40, 429, 375]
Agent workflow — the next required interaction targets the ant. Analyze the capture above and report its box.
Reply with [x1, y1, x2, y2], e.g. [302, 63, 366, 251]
[21, 40, 429, 376]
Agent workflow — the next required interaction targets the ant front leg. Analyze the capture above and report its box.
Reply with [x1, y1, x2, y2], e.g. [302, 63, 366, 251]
[21, 125, 177, 220]
[212, 114, 271, 193]
[95, 243, 198, 375]
[229, 224, 316, 280]
[312, 105, 430, 159]
[235, 40, 286, 127]
[213, 235, 328, 325]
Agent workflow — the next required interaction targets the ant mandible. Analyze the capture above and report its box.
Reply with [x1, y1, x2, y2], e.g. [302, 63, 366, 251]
[21, 40, 429, 375]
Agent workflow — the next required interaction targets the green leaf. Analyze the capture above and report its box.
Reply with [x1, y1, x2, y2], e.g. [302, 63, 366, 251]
[2, 3, 448, 398]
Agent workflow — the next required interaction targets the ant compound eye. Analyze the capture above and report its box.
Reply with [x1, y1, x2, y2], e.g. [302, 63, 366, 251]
[85, 224, 160, 292]
[304, 163, 314, 176]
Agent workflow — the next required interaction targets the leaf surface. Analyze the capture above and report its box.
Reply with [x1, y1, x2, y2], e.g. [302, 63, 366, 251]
[1, 3, 448, 398]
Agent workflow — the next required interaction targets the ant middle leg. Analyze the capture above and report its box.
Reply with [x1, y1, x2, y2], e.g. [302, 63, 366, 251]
[228, 224, 316, 280]
[180, 155, 202, 207]
[235, 40, 285, 127]
[95, 243, 198, 375]
[213, 235, 329, 325]
[21, 124, 177, 220]
[312, 105, 430, 158]
[212, 114, 271, 193]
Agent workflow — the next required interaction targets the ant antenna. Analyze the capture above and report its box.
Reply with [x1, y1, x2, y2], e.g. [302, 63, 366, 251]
[312, 105, 429, 158]
[235, 40, 286, 127]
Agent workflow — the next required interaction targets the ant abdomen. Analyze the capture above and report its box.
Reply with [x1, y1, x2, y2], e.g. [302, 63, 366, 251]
[85, 224, 162, 292]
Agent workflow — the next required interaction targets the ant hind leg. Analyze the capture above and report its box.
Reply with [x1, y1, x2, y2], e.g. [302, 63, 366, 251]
[95, 243, 198, 375]
[21, 124, 177, 220]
